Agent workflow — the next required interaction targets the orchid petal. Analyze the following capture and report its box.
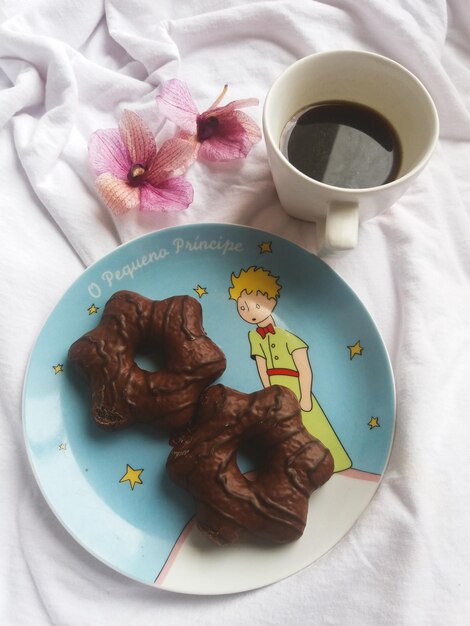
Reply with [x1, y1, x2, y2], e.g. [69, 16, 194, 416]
[207, 98, 259, 115]
[119, 110, 156, 166]
[198, 136, 249, 161]
[139, 178, 194, 213]
[88, 129, 130, 178]
[197, 112, 258, 161]
[95, 172, 140, 215]
[156, 79, 199, 134]
[232, 110, 262, 144]
[146, 137, 197, 185]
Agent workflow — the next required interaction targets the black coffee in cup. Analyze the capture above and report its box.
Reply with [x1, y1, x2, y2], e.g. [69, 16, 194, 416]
[280, 101, 402, 189]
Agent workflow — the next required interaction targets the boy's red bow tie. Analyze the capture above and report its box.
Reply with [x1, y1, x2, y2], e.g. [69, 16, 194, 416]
[256, 324, 275, 339]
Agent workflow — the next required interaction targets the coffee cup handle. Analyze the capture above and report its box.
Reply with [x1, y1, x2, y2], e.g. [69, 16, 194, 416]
[316, 201, 359, 254]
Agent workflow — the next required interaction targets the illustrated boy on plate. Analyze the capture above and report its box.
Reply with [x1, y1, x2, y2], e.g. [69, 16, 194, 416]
[229, 266, 351, 473]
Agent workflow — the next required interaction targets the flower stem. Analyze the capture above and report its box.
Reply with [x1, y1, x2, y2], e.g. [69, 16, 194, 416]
[209, 84, 228, 109]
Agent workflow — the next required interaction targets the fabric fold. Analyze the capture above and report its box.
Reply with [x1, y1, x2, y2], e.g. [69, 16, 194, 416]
[1, 1, 470, 623]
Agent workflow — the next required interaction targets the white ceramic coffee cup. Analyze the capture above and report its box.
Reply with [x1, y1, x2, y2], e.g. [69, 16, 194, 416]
[263, 50, 439, 253]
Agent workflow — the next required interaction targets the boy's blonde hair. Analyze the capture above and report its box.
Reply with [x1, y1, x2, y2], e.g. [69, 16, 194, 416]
[228, 266, 282, 301]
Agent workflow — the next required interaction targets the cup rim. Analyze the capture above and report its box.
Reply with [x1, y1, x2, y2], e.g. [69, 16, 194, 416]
[262, 49, 440, 194]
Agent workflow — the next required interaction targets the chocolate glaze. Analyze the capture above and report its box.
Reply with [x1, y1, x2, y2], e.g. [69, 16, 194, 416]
[167, 384, 334, 545]
[68, 290, 226, 431]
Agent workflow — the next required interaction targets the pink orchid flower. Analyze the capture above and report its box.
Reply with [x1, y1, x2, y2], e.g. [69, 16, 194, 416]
[88, 110, 194, 215]
[156, 79, 261, 163]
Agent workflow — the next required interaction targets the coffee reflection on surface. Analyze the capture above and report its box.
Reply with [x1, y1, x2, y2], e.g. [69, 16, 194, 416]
[280, 101, 402, 189]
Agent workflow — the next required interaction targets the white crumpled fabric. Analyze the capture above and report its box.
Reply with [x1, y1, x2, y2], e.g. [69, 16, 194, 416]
[1, 1, 469, 624]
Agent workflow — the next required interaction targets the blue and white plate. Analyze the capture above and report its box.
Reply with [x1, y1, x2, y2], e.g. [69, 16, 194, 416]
[23, 224, 395, 595]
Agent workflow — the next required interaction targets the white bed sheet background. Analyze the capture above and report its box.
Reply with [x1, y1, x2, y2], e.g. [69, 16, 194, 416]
[1, 0, 469, 624]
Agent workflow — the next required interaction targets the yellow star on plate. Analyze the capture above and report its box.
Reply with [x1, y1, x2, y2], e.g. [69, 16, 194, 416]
[87, 303, 99, 315]
[119, 464, 144, 490]
[258, 241, 272, 254]
[193, 284, 208, 298]
[368, 416, 380, 430]
[52, 363, 64, 374]
[348, 340, 364, 360]
[58, 443, 67, 451]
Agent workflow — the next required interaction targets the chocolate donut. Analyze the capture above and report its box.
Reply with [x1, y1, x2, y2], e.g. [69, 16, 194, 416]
[68, 290, 226, 431]
[167, 384, 334, 545]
